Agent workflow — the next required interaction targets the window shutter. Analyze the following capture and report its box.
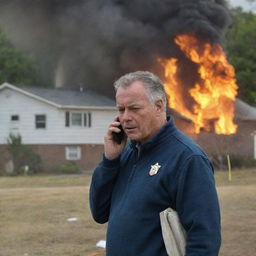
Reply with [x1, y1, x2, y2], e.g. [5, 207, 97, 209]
[84, 113, 87, 127]
[88, 113, 92, 127]
[65, 112, 70, 127]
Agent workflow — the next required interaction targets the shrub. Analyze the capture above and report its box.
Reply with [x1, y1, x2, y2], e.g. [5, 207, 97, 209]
[59, 161, 80, 174]
[5, 133, 41, 175]
[211, 154, 256, 170]
[228, 155, 256, 169]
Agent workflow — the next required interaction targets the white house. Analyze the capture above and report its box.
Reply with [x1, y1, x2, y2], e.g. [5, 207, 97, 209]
[0, 83, 117, 171]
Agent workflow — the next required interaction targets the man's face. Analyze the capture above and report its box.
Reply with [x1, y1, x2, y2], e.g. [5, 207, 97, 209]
[116, 81, 163, 144]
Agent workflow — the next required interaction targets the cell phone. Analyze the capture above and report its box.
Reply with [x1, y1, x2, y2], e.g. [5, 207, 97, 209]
[112, 123, 125, 144]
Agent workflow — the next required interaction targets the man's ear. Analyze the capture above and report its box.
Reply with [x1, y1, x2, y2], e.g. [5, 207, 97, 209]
[155, 99, 164, 113]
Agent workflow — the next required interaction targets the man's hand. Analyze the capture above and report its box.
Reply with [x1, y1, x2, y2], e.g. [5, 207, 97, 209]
[104, 119, 127, 160]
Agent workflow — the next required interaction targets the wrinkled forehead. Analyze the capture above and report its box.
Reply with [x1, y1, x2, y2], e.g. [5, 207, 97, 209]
[116, 80, 150, 97]
[115, 82, 151, 106]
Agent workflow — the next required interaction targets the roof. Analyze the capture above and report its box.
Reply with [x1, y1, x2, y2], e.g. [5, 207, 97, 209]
[168, 98, 256, 122]
[0, 83, 116, 110]
[235, 98, 256, 121]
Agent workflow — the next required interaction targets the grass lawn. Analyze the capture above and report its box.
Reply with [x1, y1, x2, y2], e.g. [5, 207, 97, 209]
[0, 174, 105, 256]
[0, 169, 255, 256]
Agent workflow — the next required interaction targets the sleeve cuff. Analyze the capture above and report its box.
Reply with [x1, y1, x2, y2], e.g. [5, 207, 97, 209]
[102, 153, 121, 168]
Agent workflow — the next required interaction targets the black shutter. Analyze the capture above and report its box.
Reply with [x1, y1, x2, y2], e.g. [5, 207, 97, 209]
[65, 112, 70, 127]
[88, 113, 91, 127]
[84, 113, 87, 127]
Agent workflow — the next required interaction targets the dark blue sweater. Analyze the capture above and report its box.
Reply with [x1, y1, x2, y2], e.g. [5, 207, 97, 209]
[90, 118, 221, 256]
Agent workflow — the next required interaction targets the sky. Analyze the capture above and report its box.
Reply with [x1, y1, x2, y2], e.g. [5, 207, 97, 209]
[228, 0, 256, 12]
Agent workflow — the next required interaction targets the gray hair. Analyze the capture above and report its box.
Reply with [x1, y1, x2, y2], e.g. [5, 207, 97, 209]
[114, 71, 167, 108]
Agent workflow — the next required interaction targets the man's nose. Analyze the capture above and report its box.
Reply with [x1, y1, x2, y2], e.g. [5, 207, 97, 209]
[121, 109, 131, 121]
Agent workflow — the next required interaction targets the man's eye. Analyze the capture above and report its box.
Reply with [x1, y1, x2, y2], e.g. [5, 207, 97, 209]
[118, 108, 125, 113]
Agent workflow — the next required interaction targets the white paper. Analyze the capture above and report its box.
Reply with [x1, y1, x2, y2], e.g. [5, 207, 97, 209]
[67, 217, 78, 222]
[96, 240, 106, 248]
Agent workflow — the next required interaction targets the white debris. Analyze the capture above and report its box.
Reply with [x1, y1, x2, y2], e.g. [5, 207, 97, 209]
[67, 217, 78, 222]
[96, 240, 106, 248]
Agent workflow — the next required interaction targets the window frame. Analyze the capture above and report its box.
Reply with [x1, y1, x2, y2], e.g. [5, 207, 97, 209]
[11, 115, 19, 121]
[71, 112, 83, 126]
[69, 112, 92, 127]
[35, 114, 46, 129]
[65, 146, 81, 160]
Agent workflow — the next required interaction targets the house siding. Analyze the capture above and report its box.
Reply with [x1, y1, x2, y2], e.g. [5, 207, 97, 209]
[0, 88, 117, 145]
[2, 84, 255, 173]
[0, 85, 117, 173]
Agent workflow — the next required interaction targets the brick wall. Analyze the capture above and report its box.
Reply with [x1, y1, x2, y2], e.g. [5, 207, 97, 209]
[0, 144, 104, 173]
[0, 145, 11, 172]
[172, 116, 256, 159]
[34, 144, 104, 172]
[193, 120, 256, 158]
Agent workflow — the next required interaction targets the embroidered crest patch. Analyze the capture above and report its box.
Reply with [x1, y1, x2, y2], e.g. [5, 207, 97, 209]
[149, 163, 161, 176]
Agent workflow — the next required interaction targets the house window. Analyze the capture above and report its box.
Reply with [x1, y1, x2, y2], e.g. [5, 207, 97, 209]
[35, 114, 46, 129]
[71, 113, 82, 126]
[66, 112, 92, 127]
[11, 115, 19, 121]
[65, 146, 81, 160]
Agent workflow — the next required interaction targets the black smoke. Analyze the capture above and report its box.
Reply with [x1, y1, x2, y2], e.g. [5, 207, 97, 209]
[0, 0, 231, 98]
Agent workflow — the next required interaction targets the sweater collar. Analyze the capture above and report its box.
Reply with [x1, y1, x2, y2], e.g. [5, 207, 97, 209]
[129, 116, 177, 151]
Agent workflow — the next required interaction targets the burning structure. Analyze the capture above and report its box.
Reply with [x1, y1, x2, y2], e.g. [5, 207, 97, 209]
[0, 1, 232, 93]
[159, 34, 238, 134]
[0, 0, 255, 166]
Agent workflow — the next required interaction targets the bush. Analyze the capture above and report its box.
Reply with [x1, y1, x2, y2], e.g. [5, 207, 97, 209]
[17, 146, 42, 174]
[59, 161, 80, 174]
[228, 155, 256, 169]
[211, 154, 256, 170]
[5, 133, 41, 175]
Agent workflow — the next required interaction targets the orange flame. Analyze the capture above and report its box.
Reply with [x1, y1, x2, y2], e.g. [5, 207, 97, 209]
[159, 34, 238, 134]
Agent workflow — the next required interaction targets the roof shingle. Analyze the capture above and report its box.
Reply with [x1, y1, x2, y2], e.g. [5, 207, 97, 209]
[1, 83, 116, 108]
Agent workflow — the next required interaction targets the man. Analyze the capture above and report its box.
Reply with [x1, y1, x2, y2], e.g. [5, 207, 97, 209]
[90, 71, 221, 256]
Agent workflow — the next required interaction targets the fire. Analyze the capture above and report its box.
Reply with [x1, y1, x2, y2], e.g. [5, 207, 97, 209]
[159, 34, 238, 134]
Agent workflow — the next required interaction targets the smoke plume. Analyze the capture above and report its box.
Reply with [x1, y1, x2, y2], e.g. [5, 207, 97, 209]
[0, 0, 231, 98]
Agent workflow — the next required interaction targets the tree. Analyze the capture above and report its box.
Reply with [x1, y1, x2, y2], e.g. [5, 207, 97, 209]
[0, 28, 41, 86]
[225, 7, 256, 105]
